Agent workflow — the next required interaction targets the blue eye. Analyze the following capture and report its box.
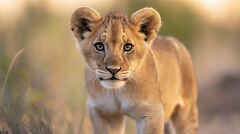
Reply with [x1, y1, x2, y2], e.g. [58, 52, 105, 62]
[94, 42, 105, 52]
[124, 43, 133, 52]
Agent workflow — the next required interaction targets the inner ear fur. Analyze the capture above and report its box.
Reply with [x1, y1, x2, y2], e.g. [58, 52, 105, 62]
[130, 7, 161, 42]
[70, 7, 101, 40]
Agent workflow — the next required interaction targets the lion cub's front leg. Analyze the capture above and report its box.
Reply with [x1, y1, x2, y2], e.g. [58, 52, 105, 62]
[130, 103, 165, 134]
[88, 106, 124, 134]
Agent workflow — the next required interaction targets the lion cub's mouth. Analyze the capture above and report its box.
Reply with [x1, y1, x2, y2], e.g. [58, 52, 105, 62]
[99, 76, 126, 89]
[99, 76, 123, 81]
[109, 77, 118, 80]
[99, 76, 128, 81]
[96, 69, 129, 88]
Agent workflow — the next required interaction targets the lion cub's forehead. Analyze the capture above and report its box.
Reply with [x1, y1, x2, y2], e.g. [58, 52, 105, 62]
[99, 11, 132, 43]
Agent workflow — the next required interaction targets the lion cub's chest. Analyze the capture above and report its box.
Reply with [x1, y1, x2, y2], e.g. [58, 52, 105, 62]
[88, 90, 132, 113]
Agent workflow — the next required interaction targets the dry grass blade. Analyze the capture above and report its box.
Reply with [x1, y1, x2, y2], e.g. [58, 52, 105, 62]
[1, 49, 25, 98]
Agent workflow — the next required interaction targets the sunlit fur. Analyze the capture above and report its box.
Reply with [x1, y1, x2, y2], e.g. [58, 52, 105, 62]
[71, 7, 198, 134]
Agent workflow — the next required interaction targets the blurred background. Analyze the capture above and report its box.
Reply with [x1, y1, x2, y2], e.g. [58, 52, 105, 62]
[0, 0, 240, 134]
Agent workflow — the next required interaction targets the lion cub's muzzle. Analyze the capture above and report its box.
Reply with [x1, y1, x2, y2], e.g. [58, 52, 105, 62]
[96, 65, 130, 89]
[106, 66, 121, 76]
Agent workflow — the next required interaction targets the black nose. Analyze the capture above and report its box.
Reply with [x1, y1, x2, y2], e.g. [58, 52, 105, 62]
[106, 66, 121, 75]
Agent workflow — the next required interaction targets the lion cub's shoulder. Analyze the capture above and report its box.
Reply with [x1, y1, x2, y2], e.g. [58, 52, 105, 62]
[152, 36, 190, 58]
[152, 36, 180, 50]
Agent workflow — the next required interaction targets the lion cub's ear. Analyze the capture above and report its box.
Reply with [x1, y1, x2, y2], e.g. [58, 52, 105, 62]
[70, 7, 101, 40]
[130, 7, 161, 42]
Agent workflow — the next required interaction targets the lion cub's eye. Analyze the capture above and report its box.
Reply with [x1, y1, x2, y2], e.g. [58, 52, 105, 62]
[94, 42, 105, 52]
[123, 43, 133, 53]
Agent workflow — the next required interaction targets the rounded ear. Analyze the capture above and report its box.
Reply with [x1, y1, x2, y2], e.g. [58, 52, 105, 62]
[70, 7, 101, 40]
[130, 7, 161, 42]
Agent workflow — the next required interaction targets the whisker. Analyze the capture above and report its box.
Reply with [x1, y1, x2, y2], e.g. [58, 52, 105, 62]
[116, 74, 128, 77]
[97, 70, 109, 73]
[116, 74, 129, 79]
[118, 72, 130, 75]
[95, 69, 113, 80]
[97, 72, 112, 76]
[129, 73, 141, 88]
[87, 72, 97, 83]
[97, 71, 110, 75]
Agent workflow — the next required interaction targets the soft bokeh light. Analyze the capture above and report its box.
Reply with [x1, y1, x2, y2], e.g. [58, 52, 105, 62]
[0, 0, 22, 12]
[0, 0, 25, 26]
[199, 0, 227, 13]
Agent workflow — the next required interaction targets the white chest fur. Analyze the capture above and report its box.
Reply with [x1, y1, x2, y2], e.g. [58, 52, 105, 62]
[87, 89, 133, 114]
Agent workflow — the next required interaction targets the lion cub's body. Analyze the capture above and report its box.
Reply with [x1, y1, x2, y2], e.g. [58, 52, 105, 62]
[71, 7, 198, 134]
[87, 36, 196, 121]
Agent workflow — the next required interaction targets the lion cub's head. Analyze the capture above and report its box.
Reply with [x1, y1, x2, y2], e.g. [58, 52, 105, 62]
[70, 7, 161, 89]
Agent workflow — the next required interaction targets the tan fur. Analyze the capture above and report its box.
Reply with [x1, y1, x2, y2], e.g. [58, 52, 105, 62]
[71, 7, 198, 134]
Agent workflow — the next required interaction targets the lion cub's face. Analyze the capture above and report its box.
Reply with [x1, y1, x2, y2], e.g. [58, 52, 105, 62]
[71, 7, 161, 89]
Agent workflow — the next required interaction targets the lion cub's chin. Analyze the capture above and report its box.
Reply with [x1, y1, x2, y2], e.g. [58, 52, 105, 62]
[100, 80, 126, 89]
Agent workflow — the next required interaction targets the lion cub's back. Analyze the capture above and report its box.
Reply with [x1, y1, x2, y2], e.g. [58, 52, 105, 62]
[152, 36, 197, 101]
[152, 36, 184, 58]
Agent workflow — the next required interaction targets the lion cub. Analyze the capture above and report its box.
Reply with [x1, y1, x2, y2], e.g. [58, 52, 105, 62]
[70, 7, 198, 134]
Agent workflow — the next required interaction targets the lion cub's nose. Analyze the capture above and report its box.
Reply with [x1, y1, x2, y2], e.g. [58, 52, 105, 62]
[106, 65, 121, 75]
